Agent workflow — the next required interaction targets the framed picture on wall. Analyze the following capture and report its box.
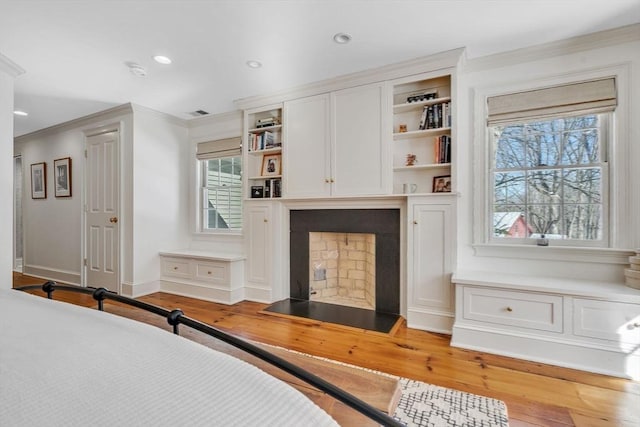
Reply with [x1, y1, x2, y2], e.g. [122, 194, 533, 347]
[54, 157, 72, 197]
[261, 153, 281, 176]
[30, 162, 47, 199]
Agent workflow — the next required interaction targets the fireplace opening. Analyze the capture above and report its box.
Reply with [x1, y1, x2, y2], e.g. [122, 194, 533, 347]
[309, 232, 376, 310]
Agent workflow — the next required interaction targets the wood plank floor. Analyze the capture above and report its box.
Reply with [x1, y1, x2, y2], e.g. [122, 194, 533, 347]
[12, 273, 639, 427]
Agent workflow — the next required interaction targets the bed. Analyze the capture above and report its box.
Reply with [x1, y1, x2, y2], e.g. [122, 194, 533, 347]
[1, 284, 402, 426]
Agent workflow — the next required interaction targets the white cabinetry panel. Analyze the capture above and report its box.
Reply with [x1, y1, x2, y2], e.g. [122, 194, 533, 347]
[573, 298, 640, 345]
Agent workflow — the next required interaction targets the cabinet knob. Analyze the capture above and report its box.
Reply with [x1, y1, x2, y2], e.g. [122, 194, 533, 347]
[506, 307, 513, 312]
[173, 266, 178, 270]
[330, 178, 335, 183]
[208, 271, 212, 275]
[632, 322, 640, 329]
[413, 220, 418, 225]
[325, 178, 330, 183]
[263, 218, 268, 223]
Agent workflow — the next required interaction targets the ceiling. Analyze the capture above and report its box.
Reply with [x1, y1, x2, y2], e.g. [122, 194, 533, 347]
[2, 0, 639, 137]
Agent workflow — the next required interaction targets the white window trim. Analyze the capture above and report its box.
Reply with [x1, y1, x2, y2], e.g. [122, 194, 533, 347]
[197, 157, 243, 234]
[472, 63, 633, 263]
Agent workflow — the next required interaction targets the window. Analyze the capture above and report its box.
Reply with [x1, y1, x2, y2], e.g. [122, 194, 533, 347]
[196, 137, 242, 232]
[490, 114, 607, 244]
[486, 78, 616, 246]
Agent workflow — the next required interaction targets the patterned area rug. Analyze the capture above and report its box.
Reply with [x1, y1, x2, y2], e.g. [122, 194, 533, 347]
[279, 347, 509, 427]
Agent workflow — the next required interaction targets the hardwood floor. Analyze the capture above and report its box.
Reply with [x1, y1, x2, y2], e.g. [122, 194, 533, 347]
[12, 273, 639, 427]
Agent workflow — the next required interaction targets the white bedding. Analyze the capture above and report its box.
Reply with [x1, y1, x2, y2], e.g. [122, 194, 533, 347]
[0, 289, 339, 426]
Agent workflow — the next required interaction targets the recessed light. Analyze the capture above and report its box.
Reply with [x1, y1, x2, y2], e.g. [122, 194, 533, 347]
[246, 60, 262, 69]
[13, 110, 28, 116]
[153, 55, 172, 65]
[333, 32, 352, 44]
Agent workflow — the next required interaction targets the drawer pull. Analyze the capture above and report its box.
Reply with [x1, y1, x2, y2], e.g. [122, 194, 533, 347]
[173, 267, 178, 270]
[506, 307, 513, 312]
[208, 271, 212, 275]
[632, 322, 640, 329]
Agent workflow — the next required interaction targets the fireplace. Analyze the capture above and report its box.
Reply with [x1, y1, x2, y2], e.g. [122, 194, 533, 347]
[289, 209, 400, 315]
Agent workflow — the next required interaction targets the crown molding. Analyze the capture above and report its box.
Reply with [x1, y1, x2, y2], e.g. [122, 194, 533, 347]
[130, 103, 188, 128]
[14, 103, 134, 142]
[466, 24, 640, 72]
[0, 52, 25, 78]
[234, 47, 465, 111]
[187, 109, 242, 128]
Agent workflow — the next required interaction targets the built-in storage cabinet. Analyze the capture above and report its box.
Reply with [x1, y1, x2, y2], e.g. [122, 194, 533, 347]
[282, 82, 388, 198]
[406, 195, 455, 333]
[452, 272, 640, 379]
[283, 94, 331, 198]
[245, 105, 283, 199]
[392, 74, 453, 195]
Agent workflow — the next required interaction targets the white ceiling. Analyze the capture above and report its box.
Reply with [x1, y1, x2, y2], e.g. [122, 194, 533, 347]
[2, 0, 639, 137]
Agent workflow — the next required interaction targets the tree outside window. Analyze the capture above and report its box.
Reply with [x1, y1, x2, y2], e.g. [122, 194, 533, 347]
[491, 114, 605, 243]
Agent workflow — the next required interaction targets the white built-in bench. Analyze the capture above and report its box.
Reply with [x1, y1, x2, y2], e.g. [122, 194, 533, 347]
[451, 270, 640, 379]
[159, 250, 245, 305]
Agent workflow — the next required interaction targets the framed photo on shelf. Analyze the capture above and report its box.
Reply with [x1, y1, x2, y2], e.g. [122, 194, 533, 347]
[30, 162, 47, 199]
[433, 175, 451, 193]
[261, 153, 281, 176]
[54, 157, 72, 197]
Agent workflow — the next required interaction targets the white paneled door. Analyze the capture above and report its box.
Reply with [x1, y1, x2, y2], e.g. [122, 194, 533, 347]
[85, 130, 119, 293]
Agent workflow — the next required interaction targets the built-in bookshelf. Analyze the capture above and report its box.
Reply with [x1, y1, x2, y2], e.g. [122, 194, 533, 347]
[392, 74, 452, 194]
[245, 106, 283, 199]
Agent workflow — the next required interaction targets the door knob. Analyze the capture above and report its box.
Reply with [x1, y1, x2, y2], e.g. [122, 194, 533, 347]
[109, 217, 118, 223]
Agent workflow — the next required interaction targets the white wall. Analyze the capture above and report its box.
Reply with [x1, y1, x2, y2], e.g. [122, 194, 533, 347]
[456, 34, 640, 282]
[187, 110, 244, 254]
[129, 106, 190, 291]
[0, 53, 21, 289]
[14, 107, 134, 285]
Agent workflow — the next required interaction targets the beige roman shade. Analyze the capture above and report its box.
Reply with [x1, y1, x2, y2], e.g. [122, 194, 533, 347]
[196, 137, 241, 160]
[487, 77, 617, 125]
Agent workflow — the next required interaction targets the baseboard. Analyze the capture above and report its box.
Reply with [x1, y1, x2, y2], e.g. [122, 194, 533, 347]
[22, 265, 81, 286]
[121, 280, 161, 298]
[159, 280, 244, 305]
[406, 307, 454, 334]
[243, 284, 274, 304]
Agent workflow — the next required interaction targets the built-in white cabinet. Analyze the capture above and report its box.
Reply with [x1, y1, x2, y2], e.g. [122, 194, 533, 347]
[244, 201, 282, 302]
[283, 82, 388, 198]
[244, 104, 283, 199]
[406, 195, 456, 333]
[283, 94, 331, 197]
[451, 272, 640, 379]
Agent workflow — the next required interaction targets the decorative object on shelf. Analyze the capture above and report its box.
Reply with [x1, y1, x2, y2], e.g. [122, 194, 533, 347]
[255, 117, 280, 128]
[406, 154, 417, 166]
[54, 157, 72, 197]
[30, 162, 46, 199]
[398, 124, 407, 133]
[261, 153, 281, 177]
[251, 186, 264, 198]
[625, 249, 640, 289]
[433, 175, 451, 193]
[407, 91, 437, 103]
[403, 183, 417, 194]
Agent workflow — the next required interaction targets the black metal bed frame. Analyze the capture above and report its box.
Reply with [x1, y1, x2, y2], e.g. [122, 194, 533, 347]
[16, 282, 404, 427]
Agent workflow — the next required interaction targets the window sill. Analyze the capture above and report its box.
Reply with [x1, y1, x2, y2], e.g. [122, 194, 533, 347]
[472, 243, 633, 265]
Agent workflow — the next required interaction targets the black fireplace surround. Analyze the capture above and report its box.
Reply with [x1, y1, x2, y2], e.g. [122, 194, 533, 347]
[289, 209, 400, 315]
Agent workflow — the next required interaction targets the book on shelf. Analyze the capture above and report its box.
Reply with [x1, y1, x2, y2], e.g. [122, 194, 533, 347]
[249, 131, 278, 151]
[263, 178, 282, 198]
[418, 101, 451, 130]
[434, 135, 451, 164]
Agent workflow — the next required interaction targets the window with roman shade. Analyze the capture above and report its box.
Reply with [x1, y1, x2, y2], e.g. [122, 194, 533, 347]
[197, 137, 242, 231]
[487, 78, 616, 246]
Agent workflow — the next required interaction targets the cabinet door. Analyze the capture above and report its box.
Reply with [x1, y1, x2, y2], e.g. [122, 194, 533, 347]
[332, 83, 388, 196]
[283, 94, 331, 197]
[245, 203, 272, 286]
[408, 201, 454, 312]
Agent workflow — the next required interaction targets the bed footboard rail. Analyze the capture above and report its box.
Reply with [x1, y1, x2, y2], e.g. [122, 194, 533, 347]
[16, 282, 404, 427]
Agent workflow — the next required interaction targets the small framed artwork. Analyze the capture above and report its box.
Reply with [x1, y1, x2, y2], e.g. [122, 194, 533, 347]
[433, 175, 451, 193]
[261, 153, 281, 176]
[54, 157, 72, 197]
[30, 162, 47, 199]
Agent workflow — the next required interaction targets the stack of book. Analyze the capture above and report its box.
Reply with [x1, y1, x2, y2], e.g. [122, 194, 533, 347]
[418, 101, 451, 130]
[625, 249, 640, 289]
[249, 131, 277, 151]
[264, 178, 282, 198]
[434, 135, 451, 164]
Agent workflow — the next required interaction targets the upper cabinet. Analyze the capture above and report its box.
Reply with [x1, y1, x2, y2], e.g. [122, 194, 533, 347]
[391, 73, 454, 195]
[283, 82, 389, 198]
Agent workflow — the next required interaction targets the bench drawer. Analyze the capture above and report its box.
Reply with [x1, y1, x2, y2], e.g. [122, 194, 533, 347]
[463, 287, 563, 333]
[573, 298, 640, 345]
[162, 258, 191, 279]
